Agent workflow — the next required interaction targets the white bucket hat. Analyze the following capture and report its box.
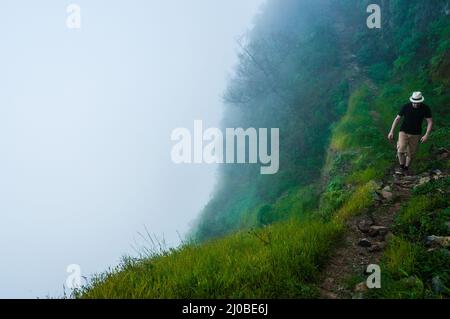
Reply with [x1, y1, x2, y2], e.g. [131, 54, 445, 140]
[410, 91, 425, 103]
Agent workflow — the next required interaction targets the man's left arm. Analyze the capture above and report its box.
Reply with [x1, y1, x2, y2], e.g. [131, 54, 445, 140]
[421, 117, 433, 143]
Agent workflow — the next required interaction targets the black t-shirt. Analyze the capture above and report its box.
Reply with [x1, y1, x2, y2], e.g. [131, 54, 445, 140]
[398, 103, 432, 135]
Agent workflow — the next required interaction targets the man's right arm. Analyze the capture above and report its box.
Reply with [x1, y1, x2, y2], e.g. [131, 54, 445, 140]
[388, 115, 402, 141]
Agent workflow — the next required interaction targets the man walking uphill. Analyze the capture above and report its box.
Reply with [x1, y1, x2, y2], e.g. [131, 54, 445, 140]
[388, 91, 433, 173]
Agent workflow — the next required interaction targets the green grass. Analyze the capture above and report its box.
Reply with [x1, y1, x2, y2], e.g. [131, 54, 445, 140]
[383, 236, 419, 279]
[78, 175, 376, 299]
[78, 218, 343, 299]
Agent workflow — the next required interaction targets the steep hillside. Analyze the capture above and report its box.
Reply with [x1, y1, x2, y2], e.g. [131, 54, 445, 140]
[78, 0, 449, 298]
[190, 0, 450, 242]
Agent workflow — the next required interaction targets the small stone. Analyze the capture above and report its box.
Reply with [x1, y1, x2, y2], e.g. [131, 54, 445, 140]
[426, 235, 450, 248]
[382, 185, 392, 192]
[358, 238, 372, 247]
[418, 176, 431, 185]
[438, 151, 449, 160]
[357, 220, 374, 233]
[369, 226, 389, 237]
[368, 241, 386, 252]
[404, 175, 419, 181]
[380, 190, 393, 200]
[432, 169, 442, 176]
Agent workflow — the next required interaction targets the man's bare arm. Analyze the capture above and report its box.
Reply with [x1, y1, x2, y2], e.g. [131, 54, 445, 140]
[388, 115, 402, 140]
[421, 118, 433, 143]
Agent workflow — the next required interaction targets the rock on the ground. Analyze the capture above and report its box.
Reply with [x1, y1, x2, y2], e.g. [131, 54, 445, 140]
[358, 238, 372, 247]
[368, 241, 386, 253]
[426, 235, 450, 248]
[431, 169, 444, 180]
[357, 220, 374, 233]
[369, 226, 389, 237]
[418, 176, 431, 186]
[380, 190, 393, 200]
[436, 148, 449, 160]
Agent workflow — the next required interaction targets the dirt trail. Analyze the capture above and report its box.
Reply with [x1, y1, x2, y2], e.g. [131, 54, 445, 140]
[319, 170, 445, 299]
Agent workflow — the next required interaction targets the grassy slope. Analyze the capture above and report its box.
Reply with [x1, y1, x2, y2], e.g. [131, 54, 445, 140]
[79, 182, 375, 299]
[79, 3, 449, 298]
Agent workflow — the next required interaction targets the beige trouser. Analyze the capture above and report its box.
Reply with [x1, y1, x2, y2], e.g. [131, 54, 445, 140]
[397, 131, 421, 166]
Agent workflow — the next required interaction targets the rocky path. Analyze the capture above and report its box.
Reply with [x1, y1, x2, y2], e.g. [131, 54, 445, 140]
[319, 169, 446, 299]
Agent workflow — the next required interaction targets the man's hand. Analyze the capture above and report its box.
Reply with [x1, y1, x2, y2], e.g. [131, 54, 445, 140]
[388, 131, 394, 141]
[421, 135, 429, 143]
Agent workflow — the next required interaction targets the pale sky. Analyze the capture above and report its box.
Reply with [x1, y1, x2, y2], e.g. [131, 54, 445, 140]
[0, 0, 264, 298]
